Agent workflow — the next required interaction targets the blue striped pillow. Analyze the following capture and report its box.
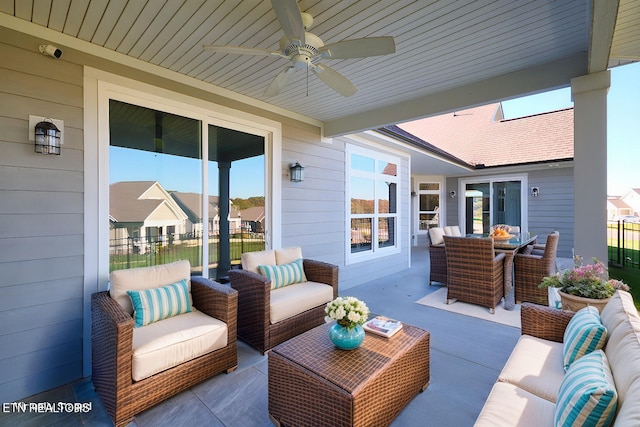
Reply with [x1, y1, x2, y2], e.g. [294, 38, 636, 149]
[563, 306, 607, 371]
[127, 279, 192, 328]
[555, 350, 617, 427]
[258, 258, 306, 289]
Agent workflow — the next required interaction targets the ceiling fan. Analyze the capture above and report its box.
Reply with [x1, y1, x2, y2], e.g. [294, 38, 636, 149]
[203, 0, 396, 97]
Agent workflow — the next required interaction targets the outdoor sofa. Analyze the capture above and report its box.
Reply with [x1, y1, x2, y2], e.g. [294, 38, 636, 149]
[475, 290, 640, 426]
[228, 247, 338, 354]
[91, 260, 238, 427]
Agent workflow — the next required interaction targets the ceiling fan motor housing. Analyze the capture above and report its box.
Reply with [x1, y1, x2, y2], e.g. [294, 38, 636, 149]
[280, 32, 323, 68]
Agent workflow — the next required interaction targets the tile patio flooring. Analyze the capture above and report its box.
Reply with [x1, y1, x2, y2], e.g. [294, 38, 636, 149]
[2, 247, 561, 427]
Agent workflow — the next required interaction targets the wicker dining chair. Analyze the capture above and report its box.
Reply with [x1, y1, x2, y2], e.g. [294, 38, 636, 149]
[428, 227, 447, 285]
[443, 236, 505, 313]
[514, 231, 559, 305]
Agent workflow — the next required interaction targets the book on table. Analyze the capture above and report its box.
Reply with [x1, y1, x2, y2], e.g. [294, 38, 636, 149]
[363, 316, 403, 338]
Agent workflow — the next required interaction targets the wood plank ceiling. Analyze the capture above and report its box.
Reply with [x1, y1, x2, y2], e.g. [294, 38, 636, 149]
[0, 1, 637, 136]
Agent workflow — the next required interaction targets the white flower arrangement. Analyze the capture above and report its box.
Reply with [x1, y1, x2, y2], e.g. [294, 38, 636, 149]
[325, 296, 370, 329]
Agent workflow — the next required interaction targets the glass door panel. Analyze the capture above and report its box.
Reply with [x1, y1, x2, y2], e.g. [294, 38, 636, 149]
[109, 100, 204, 274]
[465, 183, 490, 234]
[493, 181, 521, 228]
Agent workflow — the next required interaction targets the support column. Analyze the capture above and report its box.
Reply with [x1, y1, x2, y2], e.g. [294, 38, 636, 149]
[571, 71, 610, 263]
[217, 161, 231, 281]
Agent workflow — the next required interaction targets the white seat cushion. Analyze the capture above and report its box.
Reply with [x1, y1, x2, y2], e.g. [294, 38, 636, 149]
[429, 227, 445, 245]
[275, 247, 303, 265]
[498, 335, 565, 402]
[444, 225, 462, 236]
[474, 382, 555, 427]
[241, 249, 277, 274]
[270, 281, 334, 324]
[110, 260, 191, 314]
[131, 310, 228, 381]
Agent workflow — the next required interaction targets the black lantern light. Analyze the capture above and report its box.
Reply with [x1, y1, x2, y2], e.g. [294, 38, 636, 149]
[34, 119, 61, 155]
[289, 162, 304, 182]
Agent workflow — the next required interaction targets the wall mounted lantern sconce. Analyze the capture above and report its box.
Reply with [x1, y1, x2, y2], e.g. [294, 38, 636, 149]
[531, 187, 540, 197]
[290, 162, 304, 182]
[449, 190, 456, 199]
[29, 116, 63, 155]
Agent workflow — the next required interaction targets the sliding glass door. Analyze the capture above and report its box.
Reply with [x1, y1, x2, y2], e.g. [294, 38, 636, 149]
[462, 177, 525, 235]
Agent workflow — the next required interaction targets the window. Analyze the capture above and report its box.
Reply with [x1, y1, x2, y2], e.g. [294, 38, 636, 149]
[418, 182, 440, 231]
[347, 145, 400, 262]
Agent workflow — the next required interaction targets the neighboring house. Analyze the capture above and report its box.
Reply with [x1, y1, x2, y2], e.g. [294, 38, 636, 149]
[110, 181, 189, 254]
[621, 188, 640, 216]
[171, 191, 242, 236]
[240, 206, 266, 233]
[394, 103, 575, 257]
[607, 196, 634, 219]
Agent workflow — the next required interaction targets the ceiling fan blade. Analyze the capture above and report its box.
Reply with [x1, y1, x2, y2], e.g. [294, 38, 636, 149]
[271, 0, 305, 46]
[264, 66, 296, 97]
[312, 64, 357, 97]
[203, 45, 277, 57]
[320, 36, 396, 59]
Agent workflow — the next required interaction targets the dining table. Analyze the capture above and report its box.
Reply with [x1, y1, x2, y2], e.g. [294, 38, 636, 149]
[467, 232, 538, 310]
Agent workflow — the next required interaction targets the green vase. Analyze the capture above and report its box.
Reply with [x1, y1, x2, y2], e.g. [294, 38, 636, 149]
[329, 323, 365, 350]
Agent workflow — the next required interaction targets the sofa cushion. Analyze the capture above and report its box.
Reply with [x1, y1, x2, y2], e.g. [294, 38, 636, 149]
[602, 313, 640, 426]
[259, 258, 307, 289]
[563, 306, 607, 371]
[127, 279, 192, 328]
[110, 260, 191, 314]
[131, 310, 228, 381]
[498, 335, 565, 402]
[555, 350, 617, 427]
[270, 281, 334, 324]
[600, 290, 639, 332]
[241, 249, 277, 274]
[429, 227, 445, 245]
[444, 225, 462, 236]
[474, 382, 556, 427]
[275, 246, 303, 265]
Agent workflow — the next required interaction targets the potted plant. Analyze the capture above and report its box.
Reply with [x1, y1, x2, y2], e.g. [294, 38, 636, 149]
[325, 296, 370, 350]
[539, 257, 629, 312]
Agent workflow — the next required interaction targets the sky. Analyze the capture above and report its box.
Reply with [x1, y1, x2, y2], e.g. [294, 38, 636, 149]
[501, 61, 640, 196]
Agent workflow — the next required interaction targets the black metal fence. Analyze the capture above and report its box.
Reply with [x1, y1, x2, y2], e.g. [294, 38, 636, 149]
[607, 220, 640, 268]
[109, 232, 265, 272]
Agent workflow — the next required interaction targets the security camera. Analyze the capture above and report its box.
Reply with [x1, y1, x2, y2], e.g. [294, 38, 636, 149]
[39, 45, 63, 59]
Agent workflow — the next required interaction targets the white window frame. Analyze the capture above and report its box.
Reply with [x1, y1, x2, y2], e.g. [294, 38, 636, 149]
[415, 176, 444, 235]
[346, 144, 401, 264]
[458, 174, 528, 235]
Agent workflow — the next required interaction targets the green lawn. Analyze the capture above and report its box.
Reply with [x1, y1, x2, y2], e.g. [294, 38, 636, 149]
[608, 264, 640, 311]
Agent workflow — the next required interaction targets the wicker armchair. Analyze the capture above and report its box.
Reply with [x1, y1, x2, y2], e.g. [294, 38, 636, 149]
[228, 253, 338, 354]
[428, 227, 447, 285]
[443, 236, 505, 313]
[91, 267, 238, 427]
[514, 231, 559, 305]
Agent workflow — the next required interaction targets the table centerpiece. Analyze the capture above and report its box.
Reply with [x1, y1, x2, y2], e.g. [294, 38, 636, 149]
[325, 296, 370, 350]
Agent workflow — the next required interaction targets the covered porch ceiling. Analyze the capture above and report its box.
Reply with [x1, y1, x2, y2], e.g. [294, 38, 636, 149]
[1, 1, 638, 167]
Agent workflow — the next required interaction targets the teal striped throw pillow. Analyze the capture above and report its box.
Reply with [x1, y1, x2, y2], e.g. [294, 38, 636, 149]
[563, 306, 607, 371]
[555, 350, 617, 427]
[258, 258, 306, 289]
[127, 279, 192, 328]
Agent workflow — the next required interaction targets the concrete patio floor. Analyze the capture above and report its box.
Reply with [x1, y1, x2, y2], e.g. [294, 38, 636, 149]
[1, 246, 548, 427]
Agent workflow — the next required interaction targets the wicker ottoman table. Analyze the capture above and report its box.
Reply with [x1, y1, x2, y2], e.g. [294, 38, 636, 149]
[268, 320, 430, 427]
